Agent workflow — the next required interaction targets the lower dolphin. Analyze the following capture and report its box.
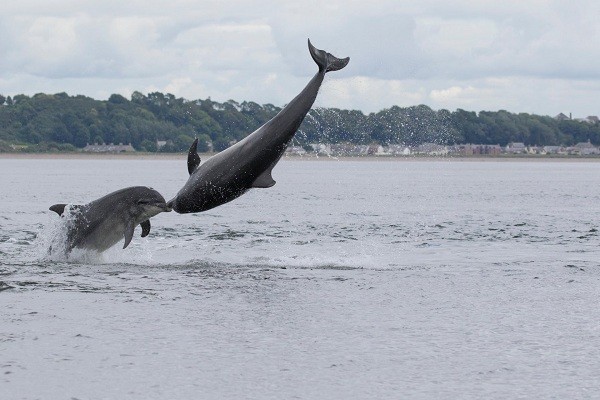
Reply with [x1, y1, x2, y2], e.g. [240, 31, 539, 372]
[49, 186, 169, 253]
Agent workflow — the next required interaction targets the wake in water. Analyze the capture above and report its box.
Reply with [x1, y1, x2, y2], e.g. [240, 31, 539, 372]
[28, 211, 376, 270]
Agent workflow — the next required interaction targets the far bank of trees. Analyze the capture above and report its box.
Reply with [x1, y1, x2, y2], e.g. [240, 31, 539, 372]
[0, 91, 598, 152]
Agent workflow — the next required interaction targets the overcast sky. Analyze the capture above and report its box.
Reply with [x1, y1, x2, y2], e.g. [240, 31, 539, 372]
[1, 0, 599, 116]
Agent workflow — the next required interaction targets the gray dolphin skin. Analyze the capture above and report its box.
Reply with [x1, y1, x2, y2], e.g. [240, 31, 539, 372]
[49, 186, 169, 253]
[168, 39, 349, 214]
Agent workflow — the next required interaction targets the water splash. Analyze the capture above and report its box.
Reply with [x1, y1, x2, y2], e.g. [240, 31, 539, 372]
[31, 210, 72, 262]
[29, 206, 156, 265]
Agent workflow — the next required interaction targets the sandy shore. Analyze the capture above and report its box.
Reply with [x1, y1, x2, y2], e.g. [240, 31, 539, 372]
[1, 152, 600, 162]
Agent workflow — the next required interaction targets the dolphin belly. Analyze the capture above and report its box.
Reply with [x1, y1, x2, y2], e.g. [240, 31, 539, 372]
[72, 219, 126, 252]
[171, 175, 249, 213]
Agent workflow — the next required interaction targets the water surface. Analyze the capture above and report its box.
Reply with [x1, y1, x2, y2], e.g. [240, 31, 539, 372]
[2, 157, 600, 399]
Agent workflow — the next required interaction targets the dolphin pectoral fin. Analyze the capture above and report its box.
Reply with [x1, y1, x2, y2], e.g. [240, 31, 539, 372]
[123, 221, 135, 249]
[252, 169, 276, 188]
[49, 204, 68, 216]
[140, 220, 151, 237]
[308, 39, 349, 73]
[187, 138, 201, 175]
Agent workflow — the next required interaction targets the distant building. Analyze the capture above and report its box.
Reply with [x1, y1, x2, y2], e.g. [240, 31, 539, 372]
[573, 141, 600, 155]
[309, 143, 331, 155]
[449, 144, 473, 156]
[556, 113, 599, 124]
[156, 140, 167, 150]
[369, 144, 386, 155]
[330, 143, 368, 156]
[285, 146, 307, 156]
[448, 144, 501, 156]
[506, 142, 527, 154]
[83, 143, 136, 153]
[414, 143, 448, 156]
[573, 116, 599, 124]
[472, 144, 502, 155]
[543, 146, 563, 154]
[387, 145, 411, 156]
[375, 145, 389, 156]
[530, 146, 551, 155]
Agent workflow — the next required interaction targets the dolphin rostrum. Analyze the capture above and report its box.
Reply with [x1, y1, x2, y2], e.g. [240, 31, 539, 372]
[168, 39, 349, 213]
[49, 186, 169, 253]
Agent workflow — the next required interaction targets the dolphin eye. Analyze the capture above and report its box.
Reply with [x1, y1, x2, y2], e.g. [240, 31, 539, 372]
[137, 199, 150, 205]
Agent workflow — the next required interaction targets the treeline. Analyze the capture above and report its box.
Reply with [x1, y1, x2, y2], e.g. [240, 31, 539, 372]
[0, 92, 599, 152]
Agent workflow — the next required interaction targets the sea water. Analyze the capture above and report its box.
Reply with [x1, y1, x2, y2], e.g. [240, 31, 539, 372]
[2, 157, 600, 399]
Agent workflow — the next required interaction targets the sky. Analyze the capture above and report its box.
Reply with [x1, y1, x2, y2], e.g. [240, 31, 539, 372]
[1, 0, 600, 117]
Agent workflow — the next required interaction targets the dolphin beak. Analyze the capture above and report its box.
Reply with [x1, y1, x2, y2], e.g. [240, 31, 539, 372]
[149, 201, 171, 212]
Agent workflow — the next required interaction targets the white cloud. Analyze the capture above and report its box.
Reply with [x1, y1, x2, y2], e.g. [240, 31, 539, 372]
[318, 76, 427, 112]
[0, 0, 600, 116]
[415, 18, 498, 59]
[430, 86, 481, 106]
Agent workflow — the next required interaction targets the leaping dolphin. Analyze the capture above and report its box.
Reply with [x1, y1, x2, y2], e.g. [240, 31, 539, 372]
[49, 186, 169, 253]
[168, 39, 349, 214]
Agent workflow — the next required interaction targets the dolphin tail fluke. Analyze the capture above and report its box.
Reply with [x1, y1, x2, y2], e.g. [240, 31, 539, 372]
[308, 39, 349, 73]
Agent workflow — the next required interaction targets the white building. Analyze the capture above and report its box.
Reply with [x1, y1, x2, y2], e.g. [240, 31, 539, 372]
[83, 143, 135, 153]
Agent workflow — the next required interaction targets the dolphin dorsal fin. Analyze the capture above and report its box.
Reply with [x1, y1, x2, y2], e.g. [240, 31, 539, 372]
[123, 220, 135, 249]
[49, 204, 68, 216]
[140, 220, 151, 237]
[252, 169, 276, 188]
[187, 138, 201, 175]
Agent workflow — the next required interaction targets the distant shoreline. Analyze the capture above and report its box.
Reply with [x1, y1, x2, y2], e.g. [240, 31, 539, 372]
[2, 152, 600, 162]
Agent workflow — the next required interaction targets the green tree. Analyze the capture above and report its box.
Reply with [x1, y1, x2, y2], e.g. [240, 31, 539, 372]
[140, 139, 158, 152]
[213, 137, 231, 152]
[108, 94, 129, 104]
[196, 134, 212, 152]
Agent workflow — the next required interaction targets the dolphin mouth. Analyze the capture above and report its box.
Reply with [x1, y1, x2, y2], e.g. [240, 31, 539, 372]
[165, 199, 175, 212]
[147, 201, 171, 212]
